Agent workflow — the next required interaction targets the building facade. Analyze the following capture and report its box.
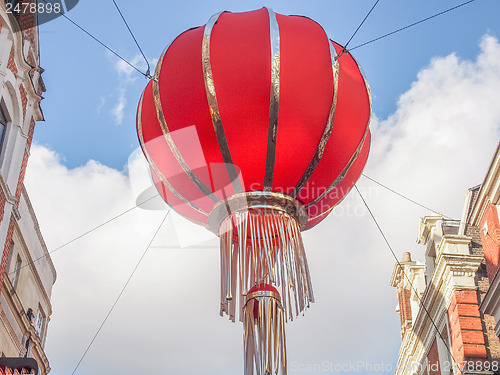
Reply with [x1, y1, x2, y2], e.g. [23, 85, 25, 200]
[470, 144, 500, 340]
[0, 1, 56, 374]
[391, 143, 500, 375]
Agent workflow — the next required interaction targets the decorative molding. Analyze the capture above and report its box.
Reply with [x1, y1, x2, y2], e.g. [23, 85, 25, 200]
[12, 225, 53, 315]
[2, 278, 50, 373]
[0, 172, 18, 205]
[21, 187, 56, 281]
[418, 216, 441, 245]
[0, 304, 24, 354]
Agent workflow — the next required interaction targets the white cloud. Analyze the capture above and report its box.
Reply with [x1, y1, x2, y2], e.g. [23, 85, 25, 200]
[96, 96, 106, 116]
[114, 54, 150, 83]
[25, 35, 500, 375]
[111, 88, 126, 125]
[367, 34, 500, 222]
[106, 53, 155, 125]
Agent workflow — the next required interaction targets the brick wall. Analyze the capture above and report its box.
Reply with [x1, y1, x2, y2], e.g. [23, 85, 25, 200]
[15, 0, 37, 32]
[479, 202, 500, 282]
[7, 48, 17, 76]
[0, 217, 15, 287]
[19, 84, 27, 121]
[448, 290, 487, 365]
[0, 191, 6, 227]
[427, 339, 441, 375]
[395, 269, 413, 338]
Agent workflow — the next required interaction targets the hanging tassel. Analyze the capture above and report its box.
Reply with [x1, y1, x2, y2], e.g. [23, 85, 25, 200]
[243, 284, 286, 375]
[218, 207, 314, 321]
[212, 193, 313, 375]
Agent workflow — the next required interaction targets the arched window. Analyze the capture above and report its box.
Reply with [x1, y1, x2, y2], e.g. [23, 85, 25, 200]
[0, 100, 9, 153]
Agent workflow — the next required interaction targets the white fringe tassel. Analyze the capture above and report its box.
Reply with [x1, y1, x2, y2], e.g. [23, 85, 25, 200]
[219, 208, 314, 322]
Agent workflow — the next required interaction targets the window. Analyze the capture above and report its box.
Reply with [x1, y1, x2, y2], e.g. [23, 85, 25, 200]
[0, 103, 7, 148]
[12, 255, 21, 290]
[24, 337, 31, 358]
[0, 101, 9, 155]
[35, 307, 45, 339]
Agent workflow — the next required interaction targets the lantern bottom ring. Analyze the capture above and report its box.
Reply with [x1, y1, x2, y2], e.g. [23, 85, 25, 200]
[245, 290, 282, 305]
[208, 191, 308, 234]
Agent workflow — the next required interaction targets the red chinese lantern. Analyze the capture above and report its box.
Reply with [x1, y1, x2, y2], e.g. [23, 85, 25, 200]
[137, 8, 371, 375]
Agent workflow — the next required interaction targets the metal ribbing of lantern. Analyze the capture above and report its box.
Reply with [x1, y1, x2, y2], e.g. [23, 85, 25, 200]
[218, 207, 314, 323]
[244, 287, 286, 375]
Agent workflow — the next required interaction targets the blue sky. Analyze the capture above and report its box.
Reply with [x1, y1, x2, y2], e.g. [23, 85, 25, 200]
[35, 0, 500, 170]
[22, 1, 500, 375]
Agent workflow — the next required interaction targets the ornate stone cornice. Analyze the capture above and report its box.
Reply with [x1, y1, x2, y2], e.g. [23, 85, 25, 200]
[418, 216, 442, 245]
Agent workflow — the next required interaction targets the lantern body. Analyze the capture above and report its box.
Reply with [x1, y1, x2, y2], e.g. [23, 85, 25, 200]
[137, 8, 371, 231]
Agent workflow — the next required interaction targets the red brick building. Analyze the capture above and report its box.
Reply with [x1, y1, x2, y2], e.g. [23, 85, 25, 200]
[0, 1, 55, 374]
[470, 144, 500, 344]
[391, 143, 500, 375]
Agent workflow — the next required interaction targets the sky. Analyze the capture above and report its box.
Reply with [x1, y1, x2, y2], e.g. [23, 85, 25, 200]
[18, 0, 500, 374]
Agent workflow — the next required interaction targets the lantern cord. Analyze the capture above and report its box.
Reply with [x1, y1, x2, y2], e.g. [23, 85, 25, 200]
[111, 0, 152, 79]
[39, 0, 151, 79]
[341, 0, 381, 55]
[361, 174, 454, 219]
[354, 185, 463, 375]
[348, 0, 476, 51]
[71, 210, 170, 375]
[8, 193, 160, 278]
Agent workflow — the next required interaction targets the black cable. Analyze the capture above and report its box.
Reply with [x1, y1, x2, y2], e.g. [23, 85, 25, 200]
[39, 0, 149, 78]
[361, 174, 454, 219]
[349, 0, 476, 51]
[71, 210, 169, 375]
[354, 185, 463, 375]
[42, 0, 476, 80]
[111, 0, 152, 78]
[344, 0, 381, 50]
[9, 193, 160, 276]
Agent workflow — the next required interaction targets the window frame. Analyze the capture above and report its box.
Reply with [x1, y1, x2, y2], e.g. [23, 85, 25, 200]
[11, 254, 22, 290]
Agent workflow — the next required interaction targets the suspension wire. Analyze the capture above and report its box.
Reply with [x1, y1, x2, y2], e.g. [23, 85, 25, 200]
[349, 0, 477, 51]
[39, 0, 150, 78]
[8, 193, 161, 277]
[41, 0, 477, 79]
[361, 174, 454, 219]
[344, 0, 381, 50]
[111, 0, 152, 78]
[71, 210, 170, 375]
[354, 185, 463, 375]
